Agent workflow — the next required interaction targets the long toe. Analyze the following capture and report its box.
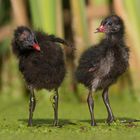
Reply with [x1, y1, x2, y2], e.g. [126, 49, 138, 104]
[107, 116, 115, 124]
[53, 120, 59, 126]
[91, 121, 97, 126]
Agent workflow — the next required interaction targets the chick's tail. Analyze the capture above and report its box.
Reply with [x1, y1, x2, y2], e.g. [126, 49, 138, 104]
[48, 35, 73, 48]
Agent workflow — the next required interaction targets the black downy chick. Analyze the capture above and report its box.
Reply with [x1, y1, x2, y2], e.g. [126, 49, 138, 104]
[76, 15, 129, 126]
[12, 26, 71, 126]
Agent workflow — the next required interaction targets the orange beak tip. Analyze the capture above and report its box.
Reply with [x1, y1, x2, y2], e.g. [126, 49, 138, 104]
[33, 44, 41, 51]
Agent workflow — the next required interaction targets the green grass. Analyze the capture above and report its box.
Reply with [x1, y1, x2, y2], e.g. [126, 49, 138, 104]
[0, 93, 140, 140]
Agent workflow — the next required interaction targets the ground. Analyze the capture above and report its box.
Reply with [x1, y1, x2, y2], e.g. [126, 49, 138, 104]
[0, 91, 140, 140]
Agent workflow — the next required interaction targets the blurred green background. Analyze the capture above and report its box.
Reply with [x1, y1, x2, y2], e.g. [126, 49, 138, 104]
[0, 0, 140, 140]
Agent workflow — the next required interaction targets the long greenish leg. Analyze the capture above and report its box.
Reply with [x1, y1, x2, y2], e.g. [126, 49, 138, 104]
[50, 88, 59, 126]
[102, 87, 115, 124]
[28, 87, 36, 126]
[87, 89, 96, 126]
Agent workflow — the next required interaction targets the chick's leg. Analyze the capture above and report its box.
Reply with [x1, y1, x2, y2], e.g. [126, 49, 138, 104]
[28, 86, 36, 126]
[51, 88, 59, 126]
[87, 89, 96, 126]
[102, 87, 115, 124]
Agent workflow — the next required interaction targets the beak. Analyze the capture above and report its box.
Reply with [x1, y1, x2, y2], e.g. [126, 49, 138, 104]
[33, 43, 40, 51]
[95, 25, 105, 33]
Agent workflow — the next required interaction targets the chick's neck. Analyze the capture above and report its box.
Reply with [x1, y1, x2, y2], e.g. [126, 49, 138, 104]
[105, 32, 124, 45]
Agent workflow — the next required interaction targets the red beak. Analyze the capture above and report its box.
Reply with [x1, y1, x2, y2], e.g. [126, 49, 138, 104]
[95, 25, 105, 33]
[33, 43, 40, 51]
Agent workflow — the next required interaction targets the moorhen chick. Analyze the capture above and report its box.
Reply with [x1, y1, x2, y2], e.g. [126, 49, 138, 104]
[12, 26, 71, 126]
[76, 15, 129, 126]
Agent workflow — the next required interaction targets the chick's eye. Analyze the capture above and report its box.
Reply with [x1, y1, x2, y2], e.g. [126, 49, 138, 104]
[108, 22, 112, 26]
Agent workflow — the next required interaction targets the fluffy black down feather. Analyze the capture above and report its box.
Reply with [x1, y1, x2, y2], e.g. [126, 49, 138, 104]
[76, 39, 129, 90]
[12, 27, 67, 90]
